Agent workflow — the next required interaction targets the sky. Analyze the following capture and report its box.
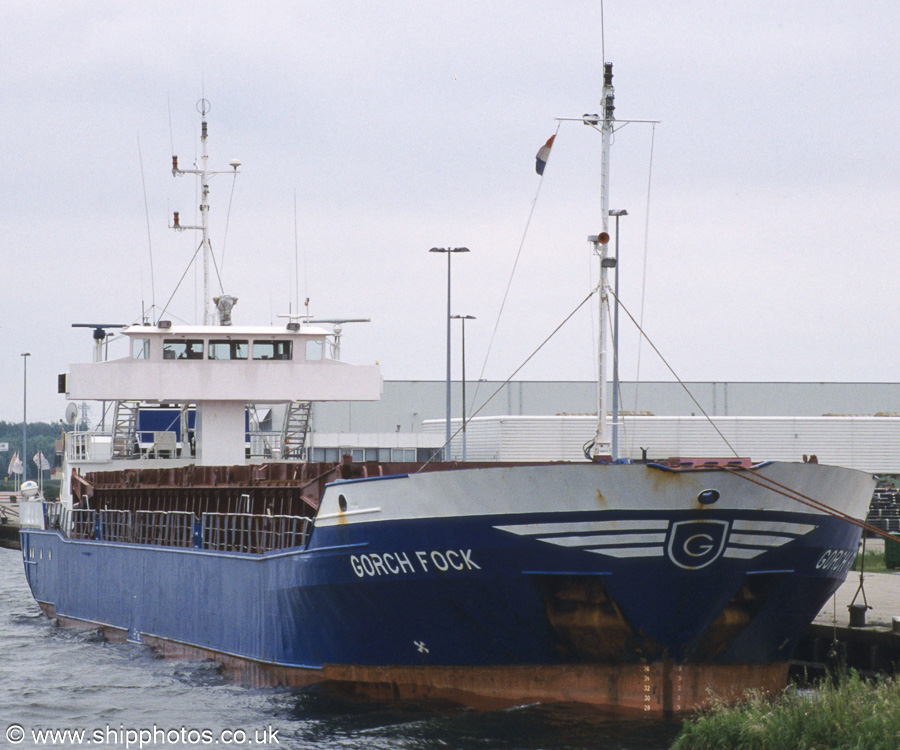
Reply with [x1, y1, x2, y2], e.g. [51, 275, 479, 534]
[2, 1, 899, 423]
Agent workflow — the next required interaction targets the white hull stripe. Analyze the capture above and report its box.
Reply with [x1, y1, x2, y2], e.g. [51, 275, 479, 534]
[494, 518, 819, 563]
[537, 532, 667, 548]
[495, 520, 669, 536]
[587, 547, 662, 558]
[728, 533, 794, 548]
[731, 520, 817, 535]
[723, 548, 765, 560]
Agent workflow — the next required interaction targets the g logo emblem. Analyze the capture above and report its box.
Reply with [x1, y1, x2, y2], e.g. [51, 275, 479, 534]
[667, 520, 729, 570]
[683, 533, 715, 557]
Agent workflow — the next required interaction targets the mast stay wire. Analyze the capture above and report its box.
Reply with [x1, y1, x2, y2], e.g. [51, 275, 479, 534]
[608, 286, 741, 459]
[294, 189, 301, 316]
[137, 133, 157, 321]
[598, 285, 883, 536]
[628, 122, 656, 457]
[469, 120, 562, 416]
[167, 93, 175, 159]
[419, 282, 602, 472]
[600, 0, 606, 67]
[218, 170, 238, 275]
[157, 239, 206, 323]
[208, 238, 226, 295]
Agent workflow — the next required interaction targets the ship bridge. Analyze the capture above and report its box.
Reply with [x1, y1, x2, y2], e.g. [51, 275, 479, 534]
[61, 323, 382, 466]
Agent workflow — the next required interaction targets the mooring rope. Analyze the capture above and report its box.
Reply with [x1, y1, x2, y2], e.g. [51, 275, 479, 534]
[722, 465, 896, 542]
[608, 285, 884, 539]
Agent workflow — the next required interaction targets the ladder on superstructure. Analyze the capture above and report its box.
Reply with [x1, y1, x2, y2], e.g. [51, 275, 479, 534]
[179, 404, 194, 458]
[247, 404, 278, 458]
[111, 401, 140, 458]
[281, 401, 312, 460]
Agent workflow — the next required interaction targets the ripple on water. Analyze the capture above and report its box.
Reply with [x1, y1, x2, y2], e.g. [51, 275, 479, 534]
[0, 548, 682, 750]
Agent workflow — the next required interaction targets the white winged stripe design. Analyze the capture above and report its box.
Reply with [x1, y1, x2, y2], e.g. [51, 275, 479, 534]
[493, 518, 818, 564]
[722, 520, 818, 560]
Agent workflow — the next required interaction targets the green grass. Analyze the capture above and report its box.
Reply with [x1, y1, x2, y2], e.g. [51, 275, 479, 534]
[852, 547, 890, 573]
[671, 672, 900, 750]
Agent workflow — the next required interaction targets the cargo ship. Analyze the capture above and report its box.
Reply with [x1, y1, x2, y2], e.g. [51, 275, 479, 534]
[19, 70, 875, 715]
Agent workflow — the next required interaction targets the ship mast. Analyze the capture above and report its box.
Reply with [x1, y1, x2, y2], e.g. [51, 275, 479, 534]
[171, 99, 241, 326]
[588, 62, 616, 459]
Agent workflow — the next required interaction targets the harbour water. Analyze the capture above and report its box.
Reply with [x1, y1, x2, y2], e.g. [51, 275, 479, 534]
[0, 549, 681, 749]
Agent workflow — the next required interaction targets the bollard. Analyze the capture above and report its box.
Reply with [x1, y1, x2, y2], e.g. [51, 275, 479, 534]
[848, 603, 868, 627]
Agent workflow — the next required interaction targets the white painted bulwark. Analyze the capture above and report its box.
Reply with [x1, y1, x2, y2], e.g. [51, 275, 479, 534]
[19, 501, 45, 529]
[316, 461, 875, 526]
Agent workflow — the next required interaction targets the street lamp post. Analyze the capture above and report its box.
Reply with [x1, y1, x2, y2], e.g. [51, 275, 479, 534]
[608, 210, 627, 460]
[451, 314, 476, 461]
[429, 247, 470, 459]
[21, 352, 30, 482]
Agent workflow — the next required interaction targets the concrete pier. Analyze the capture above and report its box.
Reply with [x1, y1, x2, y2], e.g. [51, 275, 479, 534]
[813, 571, 900, 630]
[794, 558, 900, 677]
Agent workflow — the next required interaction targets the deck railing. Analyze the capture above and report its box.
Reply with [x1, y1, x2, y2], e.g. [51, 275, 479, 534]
[98, 508, 132, 543]
[66, 428, 289, 463]
[66, 432, 114, 463]
[134, 511, 195, 547]
[202, 513, 310, 553]
[65, 506, 311, 553]
[71, 508, 96, 540]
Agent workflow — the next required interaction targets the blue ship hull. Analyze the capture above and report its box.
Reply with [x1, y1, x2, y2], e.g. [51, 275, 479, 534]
[19, 461, 874, 713]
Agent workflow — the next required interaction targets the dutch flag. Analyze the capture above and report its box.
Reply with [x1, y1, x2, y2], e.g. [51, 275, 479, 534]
[535, 135, 555, 175]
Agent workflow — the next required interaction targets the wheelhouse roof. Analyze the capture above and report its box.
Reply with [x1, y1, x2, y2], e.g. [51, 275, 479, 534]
[122, 324, 332, 337]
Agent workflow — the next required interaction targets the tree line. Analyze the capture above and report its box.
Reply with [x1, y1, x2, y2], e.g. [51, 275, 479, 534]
[0, 420, 68, 480]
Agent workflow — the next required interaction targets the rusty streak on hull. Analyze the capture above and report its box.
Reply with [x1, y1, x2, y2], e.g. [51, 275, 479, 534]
[44, 604, 788, 716]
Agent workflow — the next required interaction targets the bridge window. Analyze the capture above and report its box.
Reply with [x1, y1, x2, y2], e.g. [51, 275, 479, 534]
[208, 340, 249, 360]
[252, 340, 293, 360]
[163, 339, 204, 360]
[132, 338, 150, 360]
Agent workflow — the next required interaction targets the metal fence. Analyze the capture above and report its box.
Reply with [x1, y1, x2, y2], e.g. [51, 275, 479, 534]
[65, 506, 310, 553]
[202, 513, 310, 553]
[134, 511, 195, 547]
[71, 508, 97, 540]
[44, 502, 66, 532]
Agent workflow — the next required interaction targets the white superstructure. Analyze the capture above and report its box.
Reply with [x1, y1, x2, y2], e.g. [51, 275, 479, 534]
[65, 324, 381, 404]
[62, 324, 381, 466]
[59, 101, 381, 474]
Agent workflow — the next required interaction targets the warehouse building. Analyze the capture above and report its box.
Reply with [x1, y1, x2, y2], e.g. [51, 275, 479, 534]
[308, 381, 900, 473]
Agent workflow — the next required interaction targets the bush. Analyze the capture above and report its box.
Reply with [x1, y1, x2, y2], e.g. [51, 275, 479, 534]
[672, 671, 900, 750]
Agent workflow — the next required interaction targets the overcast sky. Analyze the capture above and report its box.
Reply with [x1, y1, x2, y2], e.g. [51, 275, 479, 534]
[2, 1, 899, 423]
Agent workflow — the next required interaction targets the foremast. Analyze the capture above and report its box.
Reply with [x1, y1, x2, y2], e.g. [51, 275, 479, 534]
[171, 99, 241, 326]
[589, 62, 616, 459]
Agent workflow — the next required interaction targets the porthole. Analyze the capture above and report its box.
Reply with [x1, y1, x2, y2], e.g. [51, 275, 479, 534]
[698, 489, 720, 505]
[338, 494, 348, 512]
